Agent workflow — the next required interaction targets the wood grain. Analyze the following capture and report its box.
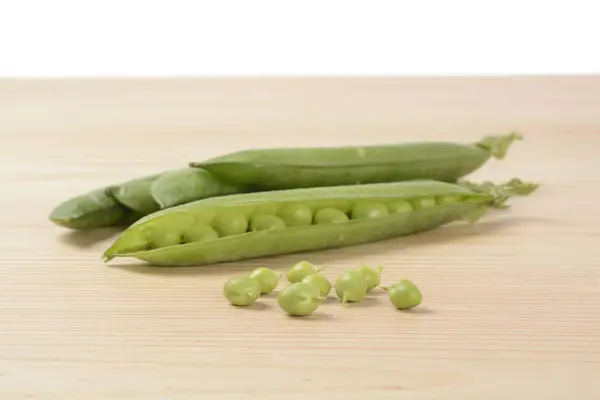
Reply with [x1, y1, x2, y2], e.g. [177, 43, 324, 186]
[0, 77, 599, 399]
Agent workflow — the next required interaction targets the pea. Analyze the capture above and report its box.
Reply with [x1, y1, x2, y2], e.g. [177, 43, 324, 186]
[223, 276, 261, 306]
[387, 199, 413, 214]
[412, 197, 436, 210]
[183, 225, 219, 243]
[335, 270, 368, 305]
[277, 203, 313, 227]
[286, 260, 325, 283]
[437, 194, 463, 205]
[213, 211, 248, 236]
[150, 229, 181, 248]
[385, 279, 422, 310]
[353, 265, 383, 292]
[248, 266, 281, 295]
[302, 274, 331, 297]
[314, 208, 349, 225]
[277, 282, 322, 316]
[350, 202, 389, 220]
[250, 215, 286, 232]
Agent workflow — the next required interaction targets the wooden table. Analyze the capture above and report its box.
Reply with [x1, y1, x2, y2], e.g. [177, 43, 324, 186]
[1, 77, 599, 399]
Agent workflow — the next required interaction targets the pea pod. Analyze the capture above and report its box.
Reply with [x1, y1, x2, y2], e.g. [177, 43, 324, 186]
[102, 178, 538, 267]
[49, 168, 248, 230]
[48, 189, 130, 230]
[189, 133, 522, 189]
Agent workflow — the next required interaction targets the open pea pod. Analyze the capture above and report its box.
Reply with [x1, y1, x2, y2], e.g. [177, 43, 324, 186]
[102, 178, 539, 267]
[189, 132, 523, 189]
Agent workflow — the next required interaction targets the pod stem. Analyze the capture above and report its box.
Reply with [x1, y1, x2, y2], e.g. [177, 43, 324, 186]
[458, 177, 540, 210]
[380, 286, 389, 291]
[475, 132, 523, 159]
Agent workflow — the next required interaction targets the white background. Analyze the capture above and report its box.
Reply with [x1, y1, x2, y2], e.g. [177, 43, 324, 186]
[0, 0, 598, 76]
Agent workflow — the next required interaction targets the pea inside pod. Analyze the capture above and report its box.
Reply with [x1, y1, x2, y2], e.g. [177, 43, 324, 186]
[103, 178, 539, 267]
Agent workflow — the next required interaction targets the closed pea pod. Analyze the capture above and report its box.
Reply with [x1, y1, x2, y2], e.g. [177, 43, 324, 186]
[103, 178, 538, 267]
[49, 168, 249, 231]
[189, 133, 523, 189]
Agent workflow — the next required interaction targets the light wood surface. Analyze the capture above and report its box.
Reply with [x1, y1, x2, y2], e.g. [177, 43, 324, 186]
[1, 77, 599, 399]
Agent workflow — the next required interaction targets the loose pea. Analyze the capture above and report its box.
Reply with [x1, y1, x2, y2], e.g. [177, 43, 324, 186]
[302, 274, 331, 297]
[412, 197, 436, 210]
[223, 276, 261, 306]
[183, 225, 219, 243]
[314, 208, 349, 224]
[213, 211, 248, 236]
[277, 282, 322, 316]
[354, 265, 383, 292]
[385, 279, 422, 310]
[335, 270, 368, 305]
[286, 260, 325, 283]
[350, 202, 389, 220]
[437, 194, 463, 205]
[248, 266, 281, 295]
[277, 203, 313, 227]
[387, 199, 414, 214]
[250, 215, 286, 232]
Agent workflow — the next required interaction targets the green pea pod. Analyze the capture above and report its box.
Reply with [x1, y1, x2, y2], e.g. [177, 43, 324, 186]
[150, 168, 248, 209]
[189, 133, 523, 189]
[106, 174, 162, 215]
[49, 168, 248, 230]
[102, 178, 539, 267]
[49, 189, 129, 230]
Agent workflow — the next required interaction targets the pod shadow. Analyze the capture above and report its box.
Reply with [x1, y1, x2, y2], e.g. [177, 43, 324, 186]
[58, 227, 124, 248]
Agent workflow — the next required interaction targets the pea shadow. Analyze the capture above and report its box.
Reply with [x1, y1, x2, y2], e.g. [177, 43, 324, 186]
[106, 216, 547, 277]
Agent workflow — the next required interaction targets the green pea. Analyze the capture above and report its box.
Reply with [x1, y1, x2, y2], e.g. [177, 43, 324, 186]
[385, 279, 422, 310]
[335, 270, 368, 305]
[302, 274, 331, 297]
[277, 203, 313, 227]
[213, 211, 248, 236]
[354, 265, 383, 292]
[250, 214, 286, 232]
[350, 202, 389, 220]
[437, 194, 463, 205]
[286, 261, 325, 283]
[248, 266, 281, 295]
[150, 229, 181, 248]
[412, 197, 436, 210]
[387, 199, 414, 214]
[223, 276, 261, 306]
[277, 282, 322, 316]
[314, 208, 349, 225]
[183, 225, 219, 243]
